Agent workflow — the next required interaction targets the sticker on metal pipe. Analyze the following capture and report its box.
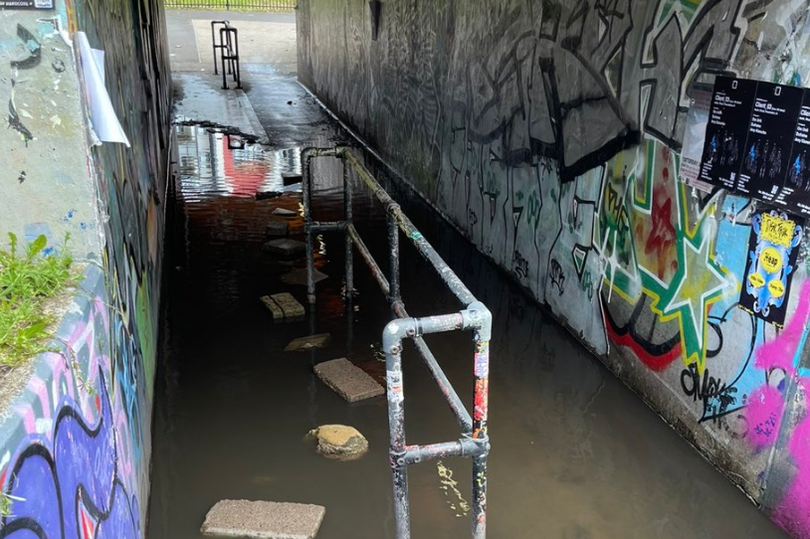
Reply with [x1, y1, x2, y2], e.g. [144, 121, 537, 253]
[387, 371, 404, 404]
[474, 352, 489, 378]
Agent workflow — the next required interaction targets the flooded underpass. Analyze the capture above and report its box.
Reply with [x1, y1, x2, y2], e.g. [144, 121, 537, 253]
[145, 114, 790, 539]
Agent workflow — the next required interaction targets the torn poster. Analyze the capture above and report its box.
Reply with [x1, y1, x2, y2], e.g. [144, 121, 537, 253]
[76, 31, 129, 146]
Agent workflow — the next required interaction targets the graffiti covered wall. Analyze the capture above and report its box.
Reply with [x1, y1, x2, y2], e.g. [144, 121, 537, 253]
[0, 0, 171, 537]
[297, 0, 810, 536]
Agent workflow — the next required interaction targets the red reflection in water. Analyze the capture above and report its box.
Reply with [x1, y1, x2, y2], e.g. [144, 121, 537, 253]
[222, 137, 268, 197]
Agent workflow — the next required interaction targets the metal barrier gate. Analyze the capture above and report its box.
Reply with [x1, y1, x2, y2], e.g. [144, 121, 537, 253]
[302, 147, 492, 539]
[211, 21, 242, 89]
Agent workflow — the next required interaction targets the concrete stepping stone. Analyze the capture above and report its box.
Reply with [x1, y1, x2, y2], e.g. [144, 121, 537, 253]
[265, 221, 289, 237]
[280, 268, 327, 286]
[201, 499, 325, 539]
[284, 333, 331, 352]
[314, 358, 384, 402]
[273, 207, 298, 217]
[260, 293, 305, 322]
[264, 238, 306, 258]
[307, 425, 368, 460]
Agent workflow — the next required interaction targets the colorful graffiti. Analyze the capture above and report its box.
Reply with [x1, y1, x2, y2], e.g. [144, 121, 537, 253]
[299, 0, 810, 535]
[0, 277, 143, 539]
[0, 0, 170, 536]
[745, 279, 810, 538]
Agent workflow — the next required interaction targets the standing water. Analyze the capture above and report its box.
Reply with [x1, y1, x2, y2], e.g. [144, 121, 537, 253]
[147, 123, 788, 539]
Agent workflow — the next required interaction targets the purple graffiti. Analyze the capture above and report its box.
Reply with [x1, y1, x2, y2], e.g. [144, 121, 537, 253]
[0, 371, 139, 539]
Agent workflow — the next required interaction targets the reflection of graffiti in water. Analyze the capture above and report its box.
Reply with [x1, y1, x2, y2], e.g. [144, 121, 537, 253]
[436, 461, 470, 518]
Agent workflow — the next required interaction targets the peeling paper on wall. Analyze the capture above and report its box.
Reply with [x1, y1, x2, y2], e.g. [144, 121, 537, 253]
[75, 32, 130, 147]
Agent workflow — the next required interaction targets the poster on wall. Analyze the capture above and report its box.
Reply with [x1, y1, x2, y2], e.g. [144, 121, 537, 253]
[698, 77, 758, 191]
[682, 75, 810, 218]
[736, 83, 804, 201]
[739, 209, 804, 326]
[0, 0, 54, 8]
[774, 91, 810, 215]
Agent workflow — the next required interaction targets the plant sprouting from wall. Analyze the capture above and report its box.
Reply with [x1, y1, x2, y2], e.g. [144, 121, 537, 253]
[0, 491, 25, 521]
[0, 233, 76, 368]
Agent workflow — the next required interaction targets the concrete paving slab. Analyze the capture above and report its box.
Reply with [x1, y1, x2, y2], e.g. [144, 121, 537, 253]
[263, 238, 306, 258]
[273, 208, 298, 217]
[260, 293, 305, 321]
[201, 499, 325, 539]
[284, 333, 331, 352]
[280, 268, 327, 286]
[314, 358, 385, 402]
[265, 221, 289, 237]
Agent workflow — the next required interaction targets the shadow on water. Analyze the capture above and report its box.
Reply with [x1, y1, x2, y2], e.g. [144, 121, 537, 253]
[147, 125, 788, 539]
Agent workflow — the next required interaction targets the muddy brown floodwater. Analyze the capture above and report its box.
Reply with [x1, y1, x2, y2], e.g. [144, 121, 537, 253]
[146, 124, 789, 539]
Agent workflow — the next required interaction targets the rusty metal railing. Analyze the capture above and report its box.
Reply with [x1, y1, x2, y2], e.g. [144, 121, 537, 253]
[301, 147, 492, 539]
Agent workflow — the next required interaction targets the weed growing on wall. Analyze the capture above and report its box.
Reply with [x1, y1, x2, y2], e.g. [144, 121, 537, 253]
[0, 492, 24, 520]
[0, 233, 75, 368]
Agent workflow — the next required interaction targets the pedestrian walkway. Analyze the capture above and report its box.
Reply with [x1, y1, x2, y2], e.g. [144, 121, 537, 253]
[147, 9, 791, 539]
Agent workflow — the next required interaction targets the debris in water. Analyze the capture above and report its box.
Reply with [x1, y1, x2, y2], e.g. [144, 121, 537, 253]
[265, 221, 289, 237]
[284, 333, 331, 352]
[282, 172, 302, 186]
[263, 238, 307, 258]
[306, 425, 368, 460]
[281, 267, 327, 286]
[273, 207, 298, 217]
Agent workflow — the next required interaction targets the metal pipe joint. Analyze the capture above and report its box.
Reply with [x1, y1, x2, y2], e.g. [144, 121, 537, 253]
[461, 301, 493, 341]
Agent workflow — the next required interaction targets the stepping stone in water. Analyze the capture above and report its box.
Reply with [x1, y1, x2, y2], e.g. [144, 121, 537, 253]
[265, 221, 289, 237]
[201, 499, 325, 539]
[285, 333, 331, 352]
[264, 238, 307, 258]
[307, 425, 368, 460]
[260, 293, 305, 322]
[281, 268, 328, 286]
[273, 207, 298, 217]
[314, 358, 385, 402]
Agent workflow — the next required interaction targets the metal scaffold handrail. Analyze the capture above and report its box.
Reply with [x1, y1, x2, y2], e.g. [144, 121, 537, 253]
[301, 147, 492, 539]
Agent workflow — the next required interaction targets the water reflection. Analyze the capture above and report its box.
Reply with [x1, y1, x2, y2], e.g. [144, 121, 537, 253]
[176, 125, 302, 199]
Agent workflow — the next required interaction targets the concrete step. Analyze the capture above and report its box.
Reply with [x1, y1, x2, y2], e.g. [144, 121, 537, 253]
[280, 268, 327, 286]
[314, 358, 384, 402]
[260, 293, 305, 321]
[201, 499, 325, 539]
[263, 238, 306, 258]
[265, 221, 289, 237]
[284, 333, 331, 352]
[273, 207, 298, 217]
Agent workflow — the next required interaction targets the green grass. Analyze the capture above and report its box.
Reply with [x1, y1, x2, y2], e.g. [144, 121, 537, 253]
[0, 233, 76, 368]
[164, 0, 295, 11]
[0, 492, 24, 520]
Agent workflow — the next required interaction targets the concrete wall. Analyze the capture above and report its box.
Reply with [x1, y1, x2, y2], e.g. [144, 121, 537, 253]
[1, 7, 102, 259]
[0, 0, 171, 537]
[297, 1, 810, 537]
